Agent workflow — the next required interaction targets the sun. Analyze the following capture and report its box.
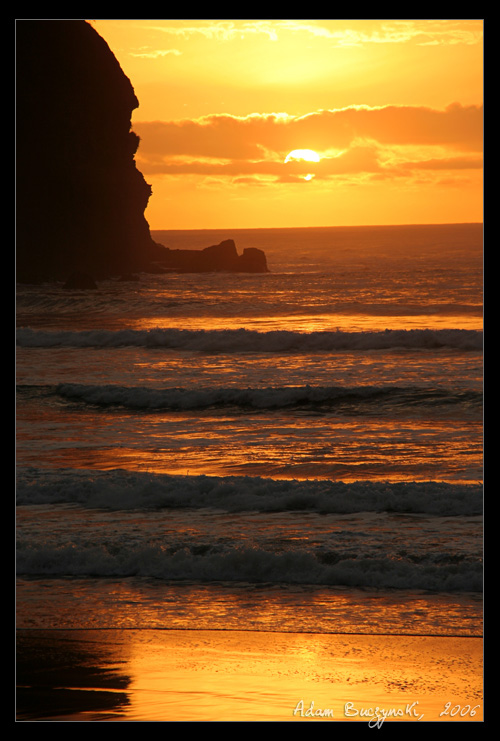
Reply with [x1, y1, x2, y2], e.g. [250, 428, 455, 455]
[284, 149, 321, 163]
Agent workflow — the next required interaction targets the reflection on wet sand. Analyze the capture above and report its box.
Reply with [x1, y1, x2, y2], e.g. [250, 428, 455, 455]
[16, 629, 483, 722]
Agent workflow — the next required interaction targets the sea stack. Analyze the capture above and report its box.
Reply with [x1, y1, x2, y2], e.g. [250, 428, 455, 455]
[159, 239, 269, 273]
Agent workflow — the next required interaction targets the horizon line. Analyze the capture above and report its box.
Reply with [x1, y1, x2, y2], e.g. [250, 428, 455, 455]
[150, 221, 483, 232]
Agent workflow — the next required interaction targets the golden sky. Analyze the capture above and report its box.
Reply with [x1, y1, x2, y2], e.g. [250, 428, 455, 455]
[91, 19, 483, 230]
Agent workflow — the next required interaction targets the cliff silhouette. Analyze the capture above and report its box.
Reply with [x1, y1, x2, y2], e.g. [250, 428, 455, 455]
[16, 20, 168, 283]
[16, 21, 268, 284]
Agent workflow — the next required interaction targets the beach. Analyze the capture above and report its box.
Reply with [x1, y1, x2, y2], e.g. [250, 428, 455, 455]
[16, 628, 482, 723]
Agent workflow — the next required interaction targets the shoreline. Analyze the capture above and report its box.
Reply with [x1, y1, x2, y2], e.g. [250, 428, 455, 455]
[16, 628, 483, 723]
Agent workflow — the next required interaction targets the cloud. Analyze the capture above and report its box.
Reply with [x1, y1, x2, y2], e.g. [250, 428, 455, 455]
[400, 155, 483, 171]
[142, 19, 482, 47]
[134, 103, 483, 182]
[278, 19, 482, 47]
[130, 48, 181, 58]
[144, 20, 282, 42]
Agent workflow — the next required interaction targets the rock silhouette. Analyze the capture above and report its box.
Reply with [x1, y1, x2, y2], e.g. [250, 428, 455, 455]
[16, 20, 269, 283]
[160, 240, 269, 273]
[16, 20, 166, 283]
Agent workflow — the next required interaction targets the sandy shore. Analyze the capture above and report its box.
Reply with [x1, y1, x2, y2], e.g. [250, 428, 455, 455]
[16, 629, 483, 723]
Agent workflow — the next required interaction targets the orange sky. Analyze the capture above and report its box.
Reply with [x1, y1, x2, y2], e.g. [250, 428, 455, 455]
[90, 19, 483, 230]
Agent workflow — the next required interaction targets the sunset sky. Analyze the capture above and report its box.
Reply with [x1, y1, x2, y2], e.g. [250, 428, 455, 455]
[90, 19, 483, 230]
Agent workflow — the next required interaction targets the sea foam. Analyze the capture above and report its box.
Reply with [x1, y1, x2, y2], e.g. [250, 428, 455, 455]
[16, 467, 482, 516]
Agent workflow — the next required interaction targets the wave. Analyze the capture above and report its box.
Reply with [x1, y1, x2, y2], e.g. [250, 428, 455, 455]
[51, 381, 482, 414]
[15, 539, 482, 592]
[16, 468, 483, 517]
[16, 327, 483, 352]
[16, 469, 482, 591]
[15, 288, 481, 318]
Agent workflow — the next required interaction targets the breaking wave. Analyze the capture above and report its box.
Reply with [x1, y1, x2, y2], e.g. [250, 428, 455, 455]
[16, 327, 482, 352]
[51, 381, 482, 415]
[15, 540, 483, 592]
[16, 467, 483, 517]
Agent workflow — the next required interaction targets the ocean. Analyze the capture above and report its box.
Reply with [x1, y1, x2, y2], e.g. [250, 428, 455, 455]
[16, 223, 483, 718]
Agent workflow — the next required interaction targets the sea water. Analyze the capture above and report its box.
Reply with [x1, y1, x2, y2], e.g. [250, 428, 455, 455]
[16, 223, 483, 638]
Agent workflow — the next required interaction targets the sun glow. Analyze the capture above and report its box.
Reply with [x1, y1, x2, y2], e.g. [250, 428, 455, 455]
[91, 19, 483, 228]
[284, 149, 321, 163]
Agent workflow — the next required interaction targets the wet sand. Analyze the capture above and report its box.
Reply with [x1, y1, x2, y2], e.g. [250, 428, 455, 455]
[16, 629, 483, 723]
